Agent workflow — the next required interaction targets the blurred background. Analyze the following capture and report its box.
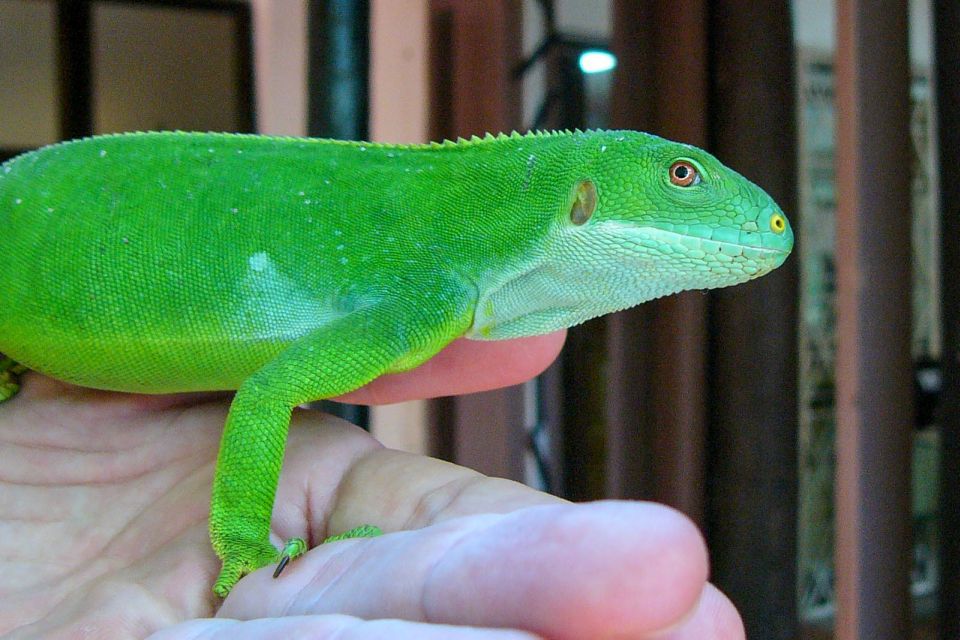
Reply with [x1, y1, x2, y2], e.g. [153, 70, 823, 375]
[1, 1, 956, 638]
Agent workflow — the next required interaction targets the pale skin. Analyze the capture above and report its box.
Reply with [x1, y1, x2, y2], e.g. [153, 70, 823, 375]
[0, 332, 744, 640]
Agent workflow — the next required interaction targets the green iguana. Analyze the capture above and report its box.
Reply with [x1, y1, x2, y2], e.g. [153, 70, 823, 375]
[0, 129, 793, 596]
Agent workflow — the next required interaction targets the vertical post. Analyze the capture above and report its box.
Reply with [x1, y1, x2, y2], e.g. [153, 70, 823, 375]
[606, 0, 709, 524]
[56, 0, 92, 139]
[706, 1, 799, 638]
[834, 2, 913, 639]
[308, 0, 371, 428]
[438, 0, 522, 138]
[250, 0, 308, 136]
[367, 0, 432, 452]
[934, 2, 960, 637]
[308, 0, 369, 141]
[229, 2, 255, 134]
[428, 0, 525, 480]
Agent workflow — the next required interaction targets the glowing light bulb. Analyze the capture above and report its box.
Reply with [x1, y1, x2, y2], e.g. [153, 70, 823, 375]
[578, 50, 616, 74]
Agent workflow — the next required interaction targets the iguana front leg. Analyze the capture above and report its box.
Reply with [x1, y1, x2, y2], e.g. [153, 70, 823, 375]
[210, 294, 473, 597]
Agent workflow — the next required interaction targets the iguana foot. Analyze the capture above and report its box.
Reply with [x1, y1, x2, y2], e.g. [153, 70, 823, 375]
[322, 523, 383, 544]
[272, 525, 382, 578]
[0, 357, 26, 402]
[213, 526, 381, 596]
[213, 538, 283, 597]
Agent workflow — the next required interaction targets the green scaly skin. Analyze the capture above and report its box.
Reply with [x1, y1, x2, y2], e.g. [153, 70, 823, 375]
[0, 129, 793, 596]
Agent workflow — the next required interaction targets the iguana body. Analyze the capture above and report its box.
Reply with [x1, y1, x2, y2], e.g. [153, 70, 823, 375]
[0, 129, 792, 596]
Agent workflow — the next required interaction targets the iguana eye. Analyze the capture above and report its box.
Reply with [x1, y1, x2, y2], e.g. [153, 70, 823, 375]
[669, 160, 700, 187]
[770, 212, 787, 234]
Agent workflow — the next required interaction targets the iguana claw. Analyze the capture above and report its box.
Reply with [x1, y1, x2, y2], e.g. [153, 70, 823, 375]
[273, 537, 307, 578]
[271, 526, 382, 579]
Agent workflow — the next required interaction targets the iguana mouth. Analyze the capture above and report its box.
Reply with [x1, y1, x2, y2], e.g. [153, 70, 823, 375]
[610, 225, 791, 261]
[674, 233, 789, 257]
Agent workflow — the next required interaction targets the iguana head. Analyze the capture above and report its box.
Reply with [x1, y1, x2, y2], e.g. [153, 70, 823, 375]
[469, 130, 793, 340]
[556, 130, 793, 298]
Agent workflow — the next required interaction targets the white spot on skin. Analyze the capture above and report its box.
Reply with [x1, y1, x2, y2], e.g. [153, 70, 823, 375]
[334, 229, 342, 236]
[14, 198, 22, 205]
[298, 191, 305, 196]
[99, 149, 107, 157]
[601, 145, 607, 152]
[230, 207, 238, 214]
[340, 257, 348, 265]
[237, 252, 368, 340]
[249, 251, 270, 272]
[523, 154, 536, 191]
[336, 244, 344, 251]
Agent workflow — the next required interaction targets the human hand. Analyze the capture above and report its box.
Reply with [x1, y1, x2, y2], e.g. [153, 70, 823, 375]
[0, 333, 743, 639]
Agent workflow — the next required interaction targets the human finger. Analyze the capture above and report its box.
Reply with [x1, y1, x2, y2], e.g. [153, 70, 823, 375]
[336, 332, 565, 404]
[220, 501, 708, 640]
[148, 614, 541, 640]
[652, 584, 745, 640]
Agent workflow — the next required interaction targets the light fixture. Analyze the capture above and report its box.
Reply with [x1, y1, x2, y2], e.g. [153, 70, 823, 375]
[578, 49, 616, 74]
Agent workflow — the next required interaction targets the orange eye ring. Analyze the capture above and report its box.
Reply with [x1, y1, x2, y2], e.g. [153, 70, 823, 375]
[669, 160, 700, 187]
